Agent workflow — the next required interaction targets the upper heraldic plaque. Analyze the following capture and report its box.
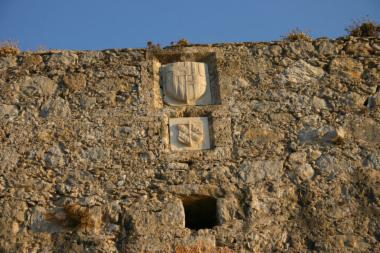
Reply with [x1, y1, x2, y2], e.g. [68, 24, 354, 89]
[161, 62, 212, 106]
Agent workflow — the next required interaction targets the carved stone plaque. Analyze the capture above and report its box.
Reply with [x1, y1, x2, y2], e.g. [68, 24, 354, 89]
[169, 117, 211, 151]
[161, 62, 212, 105]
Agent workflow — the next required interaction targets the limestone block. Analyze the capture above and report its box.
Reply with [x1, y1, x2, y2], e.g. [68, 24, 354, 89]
[22, 54, 43, 67]
[29, 206, 63, 233]
[20, 76, 57, 97]
[352, 118, 380, 144]
[40, 97, 71, 118]
[212, 117, 232, 147]
[63, 73, 87, 91]
[161, 62, 212, 105]
[0, 147, 20, 170]
[281, 59, 324, 84]
[0, 56, 17, 69]
[365, 91, 380, 110]
[297, 164, 315, 181]
[239, 160, 284, 184]
[312, 96, 329, 111]
[169, 117, 211, 151]
[47, 52, 78, 68]
[217, 197, 239, 224]
[329, 57, 363, 80]
[0, 104, 19, 120]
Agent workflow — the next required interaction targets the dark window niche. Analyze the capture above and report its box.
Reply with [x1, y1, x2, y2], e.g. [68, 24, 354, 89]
[181, 195, 218, 230]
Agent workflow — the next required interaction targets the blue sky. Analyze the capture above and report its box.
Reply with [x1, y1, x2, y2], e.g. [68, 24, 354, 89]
[0, 0, 379, 50]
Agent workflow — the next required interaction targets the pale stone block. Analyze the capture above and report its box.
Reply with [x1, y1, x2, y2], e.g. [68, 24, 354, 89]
[169, 117, 211, 151]
[161, 62, 212, 105]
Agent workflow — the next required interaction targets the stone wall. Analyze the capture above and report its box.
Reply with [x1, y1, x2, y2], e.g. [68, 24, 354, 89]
[0, 37, 379, 252]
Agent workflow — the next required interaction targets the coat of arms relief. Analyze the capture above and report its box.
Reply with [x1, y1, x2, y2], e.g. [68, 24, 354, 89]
[177, 123, 204, 147]
[169, 117, 210, 151]
[162, 62, 212, 151]
[161, 62, 212, 106]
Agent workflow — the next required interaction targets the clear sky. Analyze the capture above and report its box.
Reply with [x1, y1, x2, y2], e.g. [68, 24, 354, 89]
[1, 0, 379, 50]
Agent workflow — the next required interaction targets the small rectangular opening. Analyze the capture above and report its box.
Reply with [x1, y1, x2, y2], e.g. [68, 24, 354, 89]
[181, 195, 218, 230]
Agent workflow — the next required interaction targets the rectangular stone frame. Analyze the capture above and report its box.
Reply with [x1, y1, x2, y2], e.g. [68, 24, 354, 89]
[146, 48, 222, 111]
[169, 117, 211, 151]
[141, 47, 233, 161]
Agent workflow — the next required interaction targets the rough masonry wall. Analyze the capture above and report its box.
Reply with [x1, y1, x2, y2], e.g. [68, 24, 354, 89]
[0, 37, 380, 252]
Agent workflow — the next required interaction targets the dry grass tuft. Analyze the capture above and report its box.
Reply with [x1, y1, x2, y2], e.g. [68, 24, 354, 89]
[283, 28, 312, 42]
[0, 40, 20, 56]
[63, 203, 96, 229]
[146, 41, 161, 49]
[176, 38, 190, 46]
[170, 38, 190, 47]
[46, 203, 99, 232]
[346, 18, 380, 37]
[34, 44, 49, 52]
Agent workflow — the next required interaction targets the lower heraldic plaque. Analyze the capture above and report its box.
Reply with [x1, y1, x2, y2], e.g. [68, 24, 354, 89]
[169, 117, 211, 151]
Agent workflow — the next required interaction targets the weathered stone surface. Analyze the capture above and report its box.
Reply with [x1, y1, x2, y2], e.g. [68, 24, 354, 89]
[315, 154, 352, 176]
[242, 126, 284, 144]
[320, 126, 346, 143]
[239, 160, 284, 184]
[0, 147, 20, 170]
[63, 73, 87, 91]
[20, 76, 57, 97]
[0, 56, 17, 69]
[316, 39, 342, 55]
[365, 91, 380, 110]
[0, 38, 380, 253]
[280, 59, 324, 84]
[22, 54, 43, 68]
[297, 163, 315, 181]
[312, 96, 329, 111]
[298, 125, 346, 144]
[329, 57, 363, 81]
[175, 241, 234, 253]
[351, 118, 380, 144]
[364, 151, 380, 170]
[0, 176, 5, 192]
[0, 104, 18, 120]
[47, 52, 78, 68]
[29, 206, 64, 233]
[40, 97, 71, 118]
[363, 66, 380, 85]
[289, 152, 307, 165]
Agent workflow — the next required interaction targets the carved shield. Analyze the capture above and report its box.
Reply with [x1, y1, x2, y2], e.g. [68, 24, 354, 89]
[177, 123, 203, 147]
[163, 62, 208, 104]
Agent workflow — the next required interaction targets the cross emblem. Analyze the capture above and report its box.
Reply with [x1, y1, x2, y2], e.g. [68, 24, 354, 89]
[177, 122, 203, 147]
